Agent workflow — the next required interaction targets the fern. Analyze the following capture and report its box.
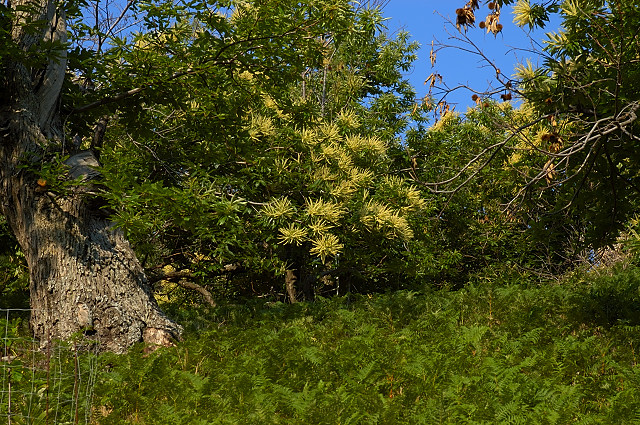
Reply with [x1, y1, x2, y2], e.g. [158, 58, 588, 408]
[86, 268, 640, 424]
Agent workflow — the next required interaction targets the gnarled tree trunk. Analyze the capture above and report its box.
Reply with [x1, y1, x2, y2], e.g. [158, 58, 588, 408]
[1, 0, 181, 352]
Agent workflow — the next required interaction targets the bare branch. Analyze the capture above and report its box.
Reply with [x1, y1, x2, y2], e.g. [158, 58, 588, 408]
[104, 0, 137, 43]
[149, 270, 216, 307]
[505, 101, 640, 209]
[414, 97, 640, 221]
[174, 279, 217, 308]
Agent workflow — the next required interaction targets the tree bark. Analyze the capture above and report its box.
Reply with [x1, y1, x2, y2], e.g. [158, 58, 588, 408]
[1, 0, 181, 352]
[285, 269, 297, 303]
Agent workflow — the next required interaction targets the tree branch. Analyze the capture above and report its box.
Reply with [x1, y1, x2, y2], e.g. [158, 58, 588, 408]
[412, 114, 551, 194]
[149, 270, 216, 307]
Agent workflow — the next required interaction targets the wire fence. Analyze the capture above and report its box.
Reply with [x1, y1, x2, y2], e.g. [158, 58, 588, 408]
[0, 309, 100, 424]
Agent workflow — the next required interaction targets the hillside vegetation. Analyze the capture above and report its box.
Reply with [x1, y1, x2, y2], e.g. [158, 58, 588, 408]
[91, 265, 640, 424]
[2, 0, 640, 422]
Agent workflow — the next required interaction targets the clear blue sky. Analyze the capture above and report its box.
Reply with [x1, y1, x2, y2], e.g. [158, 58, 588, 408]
[380, 1, 561, 110]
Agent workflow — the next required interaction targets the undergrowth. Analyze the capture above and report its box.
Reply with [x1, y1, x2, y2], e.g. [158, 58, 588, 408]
[90, 265, 640, 424]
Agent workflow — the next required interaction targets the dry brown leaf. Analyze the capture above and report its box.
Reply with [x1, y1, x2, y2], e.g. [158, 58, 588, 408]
[543, 159, 557, 184]
[430, 41, 436, 67]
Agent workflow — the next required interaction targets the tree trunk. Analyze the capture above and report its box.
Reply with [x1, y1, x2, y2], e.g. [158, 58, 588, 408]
[285, 270, 297, 303]
[1, 0, 182, 352]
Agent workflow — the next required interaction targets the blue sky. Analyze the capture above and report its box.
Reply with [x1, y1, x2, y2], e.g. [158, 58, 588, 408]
[380, 1, 562, 110]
